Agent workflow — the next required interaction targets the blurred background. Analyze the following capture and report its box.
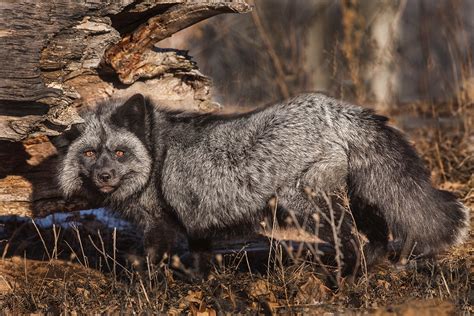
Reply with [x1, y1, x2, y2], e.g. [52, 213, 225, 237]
[161, 0, 473, 115]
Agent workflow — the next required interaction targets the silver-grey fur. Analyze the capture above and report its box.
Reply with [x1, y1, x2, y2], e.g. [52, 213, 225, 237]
[57, 93, 469, 274]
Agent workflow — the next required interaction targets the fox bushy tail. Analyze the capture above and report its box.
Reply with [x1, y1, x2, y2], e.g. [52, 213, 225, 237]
[346, 111, 469, 255]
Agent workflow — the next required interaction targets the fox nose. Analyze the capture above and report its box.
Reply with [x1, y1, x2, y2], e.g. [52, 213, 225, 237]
[99, 172, 112, 182]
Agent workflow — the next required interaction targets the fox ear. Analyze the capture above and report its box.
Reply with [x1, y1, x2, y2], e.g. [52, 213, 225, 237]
[49, 123, 85, 153]
[111, 94, 151, 143]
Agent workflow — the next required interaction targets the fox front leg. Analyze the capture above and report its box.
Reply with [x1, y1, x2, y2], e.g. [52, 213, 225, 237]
[143, 215, 213, 280]
[143, 213, 187, 265]
[183, 237, 213, 279]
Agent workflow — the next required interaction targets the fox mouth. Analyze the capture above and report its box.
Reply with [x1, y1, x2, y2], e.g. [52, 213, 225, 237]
[98, 185, 117, 193]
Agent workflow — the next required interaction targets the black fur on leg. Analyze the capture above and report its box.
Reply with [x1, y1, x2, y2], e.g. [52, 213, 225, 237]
[181, 237, 213, 280]
[349, 195, 390, 267]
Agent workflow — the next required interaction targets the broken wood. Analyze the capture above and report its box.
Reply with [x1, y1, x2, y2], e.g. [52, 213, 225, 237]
[105, 2, 250, 84]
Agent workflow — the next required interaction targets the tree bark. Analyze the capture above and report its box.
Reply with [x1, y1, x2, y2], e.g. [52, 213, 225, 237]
[0, 0, 249, 217]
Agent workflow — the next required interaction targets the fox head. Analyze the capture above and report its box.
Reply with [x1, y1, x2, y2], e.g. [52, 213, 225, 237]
[57, 94, 154, 203]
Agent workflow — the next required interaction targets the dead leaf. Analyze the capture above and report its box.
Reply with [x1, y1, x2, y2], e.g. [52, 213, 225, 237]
[376, 279, 391, 290]
[249, 279, 271, 297]
[295, 275, 331, 304]
[185, 290, 203, 304]
[189, 301, 217, 316]
[372, 299, 456, 316]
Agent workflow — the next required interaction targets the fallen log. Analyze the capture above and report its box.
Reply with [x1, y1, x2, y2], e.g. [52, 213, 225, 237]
[0, 0, 250, 217]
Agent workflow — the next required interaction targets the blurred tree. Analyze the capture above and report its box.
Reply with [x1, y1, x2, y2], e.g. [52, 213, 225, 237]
[166, 0, 473, 109]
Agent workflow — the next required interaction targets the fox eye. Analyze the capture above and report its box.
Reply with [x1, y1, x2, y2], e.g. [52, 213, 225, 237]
[84, 150, 96, 158]
[115, 150, 125, 157]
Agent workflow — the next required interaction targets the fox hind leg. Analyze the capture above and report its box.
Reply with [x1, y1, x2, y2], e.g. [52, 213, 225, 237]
[277, 187, 362, 277]
[349, 196, 390, 266]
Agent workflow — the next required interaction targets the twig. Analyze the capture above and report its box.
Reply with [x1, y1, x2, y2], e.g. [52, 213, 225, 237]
[266, 196, 279, 281]
[52, 224, 60, 260]
[31, 219, 51, 261]
[249, 0, 290, 100]
[322, 193, 343, 285]
[73, 225, 89, 269]
[113, 227, 117, 280]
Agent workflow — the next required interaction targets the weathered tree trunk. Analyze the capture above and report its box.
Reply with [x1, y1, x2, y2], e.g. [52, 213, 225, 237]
[360, 0, 405, 110]
[0, 0, 249, 217]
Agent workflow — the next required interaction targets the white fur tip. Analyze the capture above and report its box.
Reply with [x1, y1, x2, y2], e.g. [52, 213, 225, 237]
[454, 202, 471, 245]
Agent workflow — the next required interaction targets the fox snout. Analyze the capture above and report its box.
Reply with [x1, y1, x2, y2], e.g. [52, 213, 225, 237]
[93, 168, 120, 193]
[98, 170, 113, 182]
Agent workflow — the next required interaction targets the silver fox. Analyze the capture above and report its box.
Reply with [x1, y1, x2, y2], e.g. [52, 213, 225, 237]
[57, 93, 469, 274]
